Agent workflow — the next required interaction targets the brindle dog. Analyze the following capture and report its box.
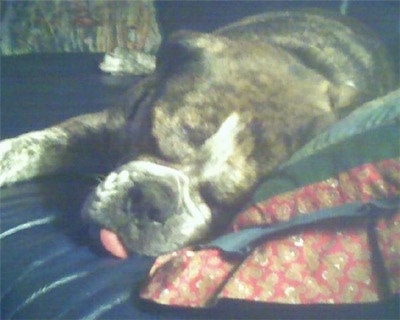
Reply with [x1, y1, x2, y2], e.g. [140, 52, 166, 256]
[0, 10, 395, 256]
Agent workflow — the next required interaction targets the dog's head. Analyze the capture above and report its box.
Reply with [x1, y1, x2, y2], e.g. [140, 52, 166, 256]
[82, 30, 339, 257]
[82, 109, 253, 256]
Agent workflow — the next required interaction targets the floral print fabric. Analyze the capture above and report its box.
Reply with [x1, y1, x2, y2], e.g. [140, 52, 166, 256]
[140, 159, 400, 307]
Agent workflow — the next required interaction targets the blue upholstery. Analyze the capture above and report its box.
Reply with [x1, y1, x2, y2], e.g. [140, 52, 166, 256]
[1, 52, 398, 320]
[1, 4, 399, 312]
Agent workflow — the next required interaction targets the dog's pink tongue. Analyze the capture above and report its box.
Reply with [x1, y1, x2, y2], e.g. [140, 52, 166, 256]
[100, 229, 129, 259]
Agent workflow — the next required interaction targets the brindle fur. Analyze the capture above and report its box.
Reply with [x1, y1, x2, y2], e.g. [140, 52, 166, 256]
[0, 10, 395, 256]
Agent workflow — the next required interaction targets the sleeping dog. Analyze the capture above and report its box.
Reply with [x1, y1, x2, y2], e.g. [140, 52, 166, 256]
[0, 10, 395, 257]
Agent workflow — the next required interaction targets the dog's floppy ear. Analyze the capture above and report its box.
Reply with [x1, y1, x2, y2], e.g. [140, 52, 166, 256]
[155, 30, 226, 75]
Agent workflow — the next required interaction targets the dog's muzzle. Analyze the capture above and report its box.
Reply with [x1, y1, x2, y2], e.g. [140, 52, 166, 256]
[82, 161, 212, 257]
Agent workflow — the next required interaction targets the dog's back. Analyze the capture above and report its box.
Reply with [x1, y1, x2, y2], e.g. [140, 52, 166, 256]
[216, 9, 396, 110]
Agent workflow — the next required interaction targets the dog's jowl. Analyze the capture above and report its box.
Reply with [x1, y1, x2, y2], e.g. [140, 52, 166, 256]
[0, 10, 396, 256]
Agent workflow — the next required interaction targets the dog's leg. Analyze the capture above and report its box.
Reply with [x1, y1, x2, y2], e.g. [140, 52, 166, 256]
[0, 110, 123, 187]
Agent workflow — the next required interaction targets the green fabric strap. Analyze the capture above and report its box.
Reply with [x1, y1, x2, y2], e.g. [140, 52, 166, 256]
[200, 196, 399, 257]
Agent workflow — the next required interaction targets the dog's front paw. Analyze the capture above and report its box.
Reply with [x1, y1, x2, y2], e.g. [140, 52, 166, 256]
[0, 133, 52, 187]
[0, 137, 33, 187]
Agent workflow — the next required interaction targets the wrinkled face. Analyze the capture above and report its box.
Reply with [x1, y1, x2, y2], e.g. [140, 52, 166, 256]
[82, 161, 213, 256]
[82, 105, 250, 256]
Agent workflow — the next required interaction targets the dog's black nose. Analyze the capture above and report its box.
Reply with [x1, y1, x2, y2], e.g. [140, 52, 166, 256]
[128, 183, 174, 224]
[146, 207, 165, 223]
[129, 185, 144, 203]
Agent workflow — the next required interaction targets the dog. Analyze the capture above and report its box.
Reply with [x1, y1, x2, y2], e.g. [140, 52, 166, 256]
[0, 9, 395, 257]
